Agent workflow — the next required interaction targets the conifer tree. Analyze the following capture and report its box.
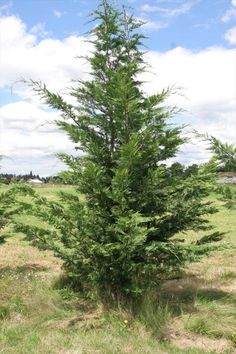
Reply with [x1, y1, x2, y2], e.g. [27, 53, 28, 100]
[196, 133, 236, 208]
[200, 133, 236, 172]
[17, 0, 217, 302]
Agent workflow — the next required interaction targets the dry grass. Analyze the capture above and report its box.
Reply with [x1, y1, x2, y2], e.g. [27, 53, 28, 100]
[160, 245, 236, 352]
[0, 229, 164, 352]
[0, 235, 62, 271]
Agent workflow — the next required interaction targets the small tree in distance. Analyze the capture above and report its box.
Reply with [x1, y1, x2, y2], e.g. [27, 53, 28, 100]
[17, 0, 217, 304]
[196, 132, 236, 172]
[196, 133, 236, 209]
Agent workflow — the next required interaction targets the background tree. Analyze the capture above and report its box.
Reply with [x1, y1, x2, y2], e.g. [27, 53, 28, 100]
[196, 132, 236, 172]
[184, 163, 199, 177]
[169, 162, 184, 177]
[196, 132, 236, 209]
[16, 0, 217, 304]
[169, 162, 199, 178]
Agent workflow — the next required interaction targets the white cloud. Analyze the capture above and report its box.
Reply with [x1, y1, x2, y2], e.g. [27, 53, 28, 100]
[142, 46, 236, 164]
[30, 23, 49, 38]
[0, 15, 235, 173]
[221, 0, 236, 23]
[0, 15, 91, 174]
[0, 102, 75, 175]
[224, 26, 236, 44]
[164, 2, 195, 17]
[221, 7, 236, 23]
[144, 20, 167, 31]
[139, 18, 168, 31]
[140, 1, 196, 18]
[0, 16, 36, 48]
[140, 4, 160, 12]
[0, 101, 59, 132]
[53, 9, 65, 18]
[0, 1, 12, 15]
[155, 0, 186, 3]
[0, 16, 91, 93]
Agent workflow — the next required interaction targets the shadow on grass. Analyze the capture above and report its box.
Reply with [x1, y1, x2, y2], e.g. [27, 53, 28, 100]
[53, 274, 97, 314]
[156, 274, 235, 316]
[0, 264, 49, 278]
[135, 273, 236, 343]
[0, 234, 8, 244]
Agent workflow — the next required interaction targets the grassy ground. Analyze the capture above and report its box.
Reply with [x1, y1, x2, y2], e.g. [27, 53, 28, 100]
[0, 184, 236, 353]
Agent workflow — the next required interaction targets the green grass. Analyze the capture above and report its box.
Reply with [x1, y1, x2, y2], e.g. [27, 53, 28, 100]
[0, 184, 236, 353]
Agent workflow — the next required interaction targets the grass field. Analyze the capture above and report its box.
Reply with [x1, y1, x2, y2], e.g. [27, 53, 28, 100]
[0, 184, 236, 353]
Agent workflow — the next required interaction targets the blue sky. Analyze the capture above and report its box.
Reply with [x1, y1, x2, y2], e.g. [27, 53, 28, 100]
[0, 0, 235, 175]
[6, 0, 236, 50]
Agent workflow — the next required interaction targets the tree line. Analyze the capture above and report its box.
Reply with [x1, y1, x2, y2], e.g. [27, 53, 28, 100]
[0, 172, 66, 184]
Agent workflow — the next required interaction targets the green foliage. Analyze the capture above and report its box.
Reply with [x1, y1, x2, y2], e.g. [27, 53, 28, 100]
[217, 185, 236, 209]
[195, 132, 236, 209]
[196, 132, 236, 172]
[15, 0, 218, 303]
[0, 185, 22, 243]
[195, 231, 225, 245]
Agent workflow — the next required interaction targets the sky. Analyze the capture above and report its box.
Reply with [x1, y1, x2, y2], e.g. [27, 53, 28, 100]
[0, 0, 235, 176]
